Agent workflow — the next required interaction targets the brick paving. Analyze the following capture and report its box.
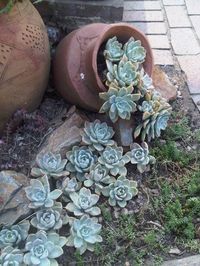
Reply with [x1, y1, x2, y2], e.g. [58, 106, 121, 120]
[123, 0, 200, 111]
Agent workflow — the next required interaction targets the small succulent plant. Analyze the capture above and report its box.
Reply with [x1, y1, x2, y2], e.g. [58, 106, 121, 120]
[31, 202, 64, 231]
[31, 152, 68, 179]
[82, 120, 115, 151]
[66, 187, 101, 216]
[66, 215, 102, 254]
[124, 37, 146, 63]
[106, 56, 139, 87]
[98, 145, 130, 176]
[58, 177, 81, 203]
[135, 90, 172, 141]
[24, 230, 67, 266]
[138, 69, 153, 95]
[104, 36, 124, 62]
[102, 175, 138, 207]
[127, 142, 156, 173]
[99, 85, 141, 123]
[0, 246, 24, 266]
[0, 221, 30, 249]
[66, 146, 97, 181]
[84, 164, 116, 194]
[25, 175, 62, 209]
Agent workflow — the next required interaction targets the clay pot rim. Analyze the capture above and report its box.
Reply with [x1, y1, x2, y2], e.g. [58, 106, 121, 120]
[91, 22, 154, 92]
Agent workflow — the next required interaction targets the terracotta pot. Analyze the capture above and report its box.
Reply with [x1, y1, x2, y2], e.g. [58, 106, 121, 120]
[0, 0, 50, 134]
[54, 23, 153, 112]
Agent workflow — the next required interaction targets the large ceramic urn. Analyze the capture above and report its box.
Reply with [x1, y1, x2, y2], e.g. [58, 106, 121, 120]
[54, 23, 154, 112]
[0, 0, 50, 134]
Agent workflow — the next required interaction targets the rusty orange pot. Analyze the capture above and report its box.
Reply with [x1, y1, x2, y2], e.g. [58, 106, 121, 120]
[54, 23, 154, 112]
[0, 0, 50, 134]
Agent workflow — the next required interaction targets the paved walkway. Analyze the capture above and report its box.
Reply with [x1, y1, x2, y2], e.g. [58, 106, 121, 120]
[123, 0, 200, 111]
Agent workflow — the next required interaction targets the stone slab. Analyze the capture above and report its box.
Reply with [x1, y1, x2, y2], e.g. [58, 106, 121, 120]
[171, 28, 200, 55]
[165, 6, 191, 27]
[147, 35, 170, 49]
[185, 0, 200, 15]
[153, 49, 174, 65]
[131, 22, 167, 34]
[190, 16, 200, 40]
[123, 10, 164, 22]
[163, 0, 184, 5]
[177, 55, 200, 94]
[191, 94, 200, 111]
[162, 255, 200, 266]
[124, 1, 161, 10]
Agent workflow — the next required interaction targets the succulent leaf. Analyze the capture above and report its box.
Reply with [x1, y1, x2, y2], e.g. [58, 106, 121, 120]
[0, 246, 25, 266]
[104, 36, 124, 62]
[57, 177, 81, 203]
[124, 37, 146, 63]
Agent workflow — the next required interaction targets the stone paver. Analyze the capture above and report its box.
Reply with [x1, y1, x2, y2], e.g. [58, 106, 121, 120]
[171, 28, 200, 55]
[147, 35, 170, 49]
[185, 0, 200, 15]
[165, 6, 191, 27]
[123, 10, 164, 22]
[162, 255, 200, 266]
[177, 55, 200, 94]
[163, 0, 184, 5]
[124, 1, 161, 11]
[130, 22, 167, 34]
[153, 49, 174, 65]
[190, 16, 200, 40]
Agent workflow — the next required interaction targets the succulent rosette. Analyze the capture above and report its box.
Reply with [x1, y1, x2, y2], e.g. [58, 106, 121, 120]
[127, 142, 156, 173]
[82, 120, 115, 151]
[124, 37, 146, 63]
[66, 187, 101, 216]
[106, 55, 139, 87]
[31, 202, 64, 231]
[99, 85, 141, 123]
[24, 231, 67, 266]
[103, 36, 124, 62]
[58, 177, 81, 203]
[0, 221, 30, 249]
[102, 176, 138, 207]
[25, 175, 62, 209]
[0, 246, 25, 266]
[84, 164, 116, 194]
[66, 215, 102, 254]
[31, 152, 69, 179]
[66, 146, 97, 181]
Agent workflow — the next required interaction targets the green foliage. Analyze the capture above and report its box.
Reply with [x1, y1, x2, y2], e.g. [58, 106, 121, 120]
[0, 0, 15, 14]
[66, 187, 101, 216]
[124, 37, 146, 63]
[31, 152, 68, 179]
[0, 246, 24, 266]
[102, 176, 138, 207]
[66, 146, 97, 181]
[66, 215, 102, 255]
[99, 84, 140, 123]
[0, 221, 30, 249]
[98, 144, 130, 176]
[82, 120, 115, 151]
[24, 231, 67, 265]
[127, 142, 156, 173]
[103, 36, 124, 62]
[25, 175, 62, 209]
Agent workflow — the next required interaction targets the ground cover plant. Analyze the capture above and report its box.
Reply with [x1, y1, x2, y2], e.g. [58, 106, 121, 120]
[0, 35, 200, 266]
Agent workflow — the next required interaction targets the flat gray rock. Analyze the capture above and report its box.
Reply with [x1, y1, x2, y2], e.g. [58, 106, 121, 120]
[162, 255, 200, 266]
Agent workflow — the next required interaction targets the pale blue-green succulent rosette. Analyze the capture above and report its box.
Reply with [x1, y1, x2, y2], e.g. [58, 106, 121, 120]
[103, 36, 124, 62]
[0, 246, 25, 266]
[66, 187, 101, 216]
[66, 146, 97, 181]
[99, 85, 141, 123]
[66, 215, 102, 254]
[24, 231, 67, 266]
[31, 152, 69, 179]
[124, 37, 146, 63]
[127, 142, 156, 173]
[82, 120, 115, 151]
[102, 175, 138, 207]
[0, 221, 30, 249]
[58, 177, 81, 203]
[98, 145, 130, 176]
[25, 175, 62, 209]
